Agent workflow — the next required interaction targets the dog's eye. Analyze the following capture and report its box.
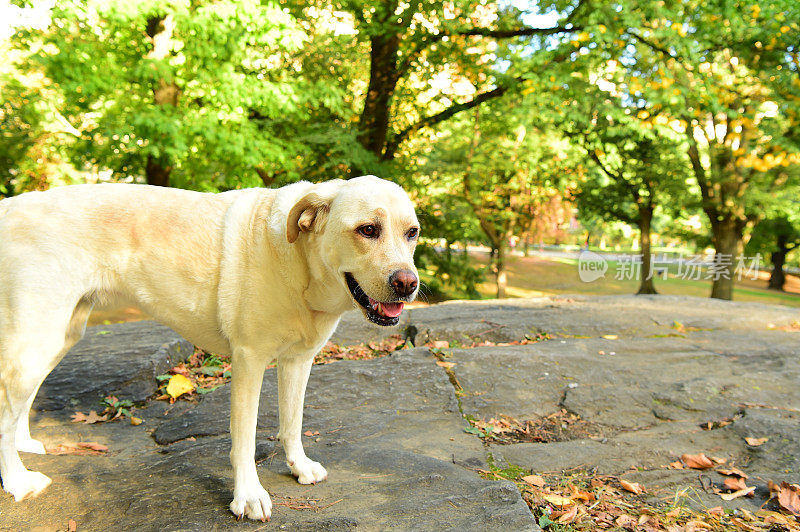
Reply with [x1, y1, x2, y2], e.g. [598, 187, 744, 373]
[406, 227, 419, 240]
[357, 224, 380, 238]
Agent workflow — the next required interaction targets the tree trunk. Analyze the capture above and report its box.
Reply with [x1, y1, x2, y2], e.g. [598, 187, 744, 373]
[144, 14, 179, 187]
[357, 33, 400, 161]
[495, 242, 508, 299]
[709, 218, 743, 300]
[769, 249, 787, 290]
[768, 231, 789, 291]
[145, 156, 172, 187]
[637, 208, 658, 295]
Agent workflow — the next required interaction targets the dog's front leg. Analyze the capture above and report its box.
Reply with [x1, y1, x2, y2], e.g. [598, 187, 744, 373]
[229, 347, 272, 521]
[277, 354, 327, 484]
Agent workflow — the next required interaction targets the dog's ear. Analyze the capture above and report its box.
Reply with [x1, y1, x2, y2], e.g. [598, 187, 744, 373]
[286, 181, 343, 243]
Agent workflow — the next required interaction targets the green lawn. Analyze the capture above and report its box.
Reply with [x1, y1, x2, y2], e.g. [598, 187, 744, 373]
[471, 254, 800, 308]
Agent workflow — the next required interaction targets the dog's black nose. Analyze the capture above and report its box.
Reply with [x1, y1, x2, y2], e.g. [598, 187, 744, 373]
[389, 269, 418, 297]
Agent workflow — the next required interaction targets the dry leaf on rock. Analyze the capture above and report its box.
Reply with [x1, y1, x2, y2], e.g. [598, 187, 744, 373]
[682, 453, 714, 469]
[130, 416, 143, 426]
[668, 460, 684, 469]
[522, 474, 545, 487]
[718, 467, 748, 479]
[166, 374, 194, 399]
[569, 486, 593, 502]
[70, 410, 109, 424]
[744, 436, 768, 446]
[615, 514, 636, 527]
[620, 479, 645, 495]
[601, 334, 618, 340]
[686, 520, 714, 531]
[429, 340, 449, 349]
[435, 360, 455, 369]
[723, 476, 748, 492]
[720, 486, 755, 500]
[556, 505, 579, 524]
[543, 494, 574, 507]
[776, 482, 800, 516]
[47, 442, 108, 455]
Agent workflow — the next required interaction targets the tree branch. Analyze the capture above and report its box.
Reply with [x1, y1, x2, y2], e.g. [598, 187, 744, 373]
[398, 0, 586, 76]
[383, 80, 520, 159]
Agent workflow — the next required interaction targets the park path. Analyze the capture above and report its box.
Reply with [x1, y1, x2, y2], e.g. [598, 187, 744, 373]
[1, 295, 798, 530]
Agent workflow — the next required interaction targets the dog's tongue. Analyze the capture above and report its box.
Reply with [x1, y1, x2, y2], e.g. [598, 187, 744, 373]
[369, 297, 405, 318]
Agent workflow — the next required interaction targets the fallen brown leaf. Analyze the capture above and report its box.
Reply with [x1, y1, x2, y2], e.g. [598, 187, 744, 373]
[521, 474, 545, 487]
[569, 485, 593, 502]
[718, 467, 748, 479]
[47, 442, 108, 455]
[668, 460, 684, 469]
[130, 416, 143, 426]
[303, 430, 320, 437]
[721, 486, 756, 500]
[681, 453, 714, 469]
[723, 476, 748, 492]
[757, 509, 795, 524]
[429, 340, 449, 349]
[556, 505, 579, 524]
[70, 410, 109, 424]
[744, 436, 768, 446]
[435, 360, 455, 369]
[776, 482, 800, 516]
[620, 479, 645, 495]
[615, 514, 636, 527]
[68, 519, 77, 532]
[686, 520, 714, 531]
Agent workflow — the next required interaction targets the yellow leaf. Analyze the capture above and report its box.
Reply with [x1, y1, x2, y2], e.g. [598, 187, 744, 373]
[166, 374, 194, 399]
[522, 474, 546, 487]
[542, 494, 574, 507]
[744, 436, 768, 446]
[602, 334, 618, 340]
[130, 416, 143, 426]
[620, 479, 645, 494]
[720, 486, 756, 500]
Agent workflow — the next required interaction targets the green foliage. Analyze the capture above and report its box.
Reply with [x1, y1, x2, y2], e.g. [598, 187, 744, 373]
[6, 0, 370, 189]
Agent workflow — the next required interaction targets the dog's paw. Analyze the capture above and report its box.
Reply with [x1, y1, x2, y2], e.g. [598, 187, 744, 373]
[229, 485, 272, 522]
[3, 470, 52, 501]
[289, 457, 328, 485]
[16, 438, 46, 455]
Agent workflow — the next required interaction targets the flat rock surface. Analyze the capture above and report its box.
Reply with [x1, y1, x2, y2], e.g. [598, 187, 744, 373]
[332, 294, 800, 345]
[3, 295, 799, 529]
[35, 321, 193, 412]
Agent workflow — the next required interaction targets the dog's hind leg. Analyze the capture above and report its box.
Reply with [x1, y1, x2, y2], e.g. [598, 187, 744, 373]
[0, 299, 92, 501]
[13, 299, 93, 455]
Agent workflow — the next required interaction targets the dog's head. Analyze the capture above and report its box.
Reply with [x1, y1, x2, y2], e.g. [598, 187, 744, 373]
[286, 175, 419, 326]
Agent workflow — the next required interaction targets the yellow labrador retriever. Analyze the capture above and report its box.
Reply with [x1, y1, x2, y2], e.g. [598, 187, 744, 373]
[0, 175, 419, 521]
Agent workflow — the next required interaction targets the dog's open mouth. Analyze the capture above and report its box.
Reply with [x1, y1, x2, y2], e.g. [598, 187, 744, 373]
[344, 273, 404, 326]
